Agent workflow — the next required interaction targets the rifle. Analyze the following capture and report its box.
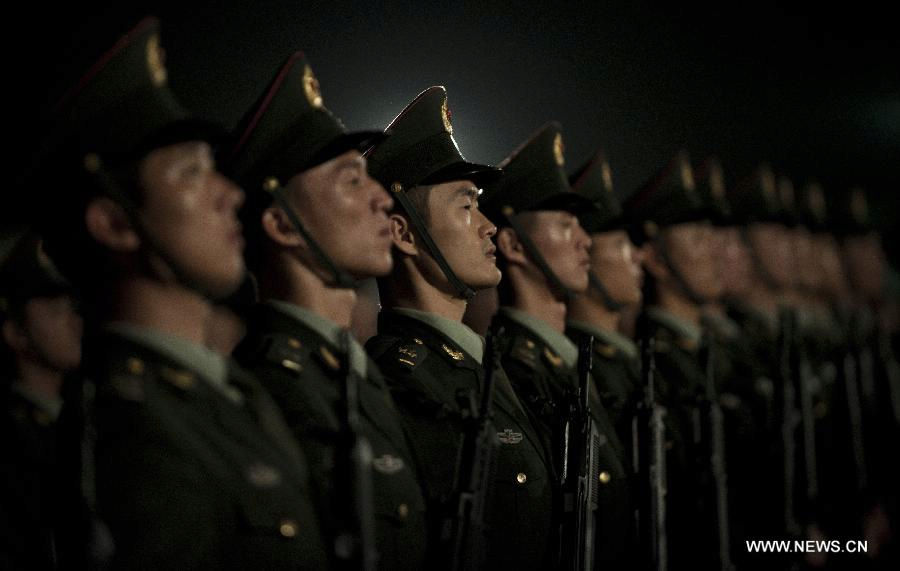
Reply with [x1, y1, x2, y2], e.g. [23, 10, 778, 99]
[700, 332, 734, 571]
[559, 335, 600, 570]
[776, 307, 801, 536]
[334, 329, 377, 570]
[441, 324, 501, 571]
[633, 313, 668, 571]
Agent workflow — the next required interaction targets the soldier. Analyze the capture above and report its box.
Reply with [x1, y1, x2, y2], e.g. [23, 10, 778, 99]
[227, 53, 427, 570]
[695, 159, 784, 566]
[565, 150, 641, 568]
[480, 123, 604, 568]
[362, 86, 553, 570]
[834, 187, 899, 563]
[38, 19, 329, 569]
[1, 230, 82, 570]
[622, 151, 729, 570]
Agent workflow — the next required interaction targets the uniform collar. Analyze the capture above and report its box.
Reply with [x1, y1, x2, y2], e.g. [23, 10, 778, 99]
[646, 306, 703, 343]
[266, 299, 368, 379]
[499, 306, 578, 368]
[10, 382, 64, 421]
[566, 319, 638, 360]
[105, 321, 239, 403]
[391, 307, 485, 364]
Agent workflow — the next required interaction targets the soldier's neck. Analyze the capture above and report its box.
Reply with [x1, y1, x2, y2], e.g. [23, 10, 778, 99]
[260, 261, 356, 328]
[108, 276, 211, 345]
[509, 280, 568, 333]
[655, 286, 701, 327]
[567, 294, 620, 332]
[382, 258, 468, 322]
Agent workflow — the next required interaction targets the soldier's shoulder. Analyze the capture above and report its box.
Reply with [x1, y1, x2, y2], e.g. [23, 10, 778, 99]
[98, 349, 208, 403]
[367, 332, 430, 374]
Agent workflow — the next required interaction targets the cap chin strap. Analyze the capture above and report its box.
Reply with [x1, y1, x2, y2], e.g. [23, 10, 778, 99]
[654, 230, 709, 307]
[587, 271, 625, 311]
[263, 178, 357, 289]
[501, 206, 572, 303]
[83, 153, 241, 301]
[390, 182, 475, 300]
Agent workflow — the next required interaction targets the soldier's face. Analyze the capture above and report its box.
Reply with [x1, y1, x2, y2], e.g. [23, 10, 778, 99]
[746, 223, 795, 289]
[792, 228, 821, 291]
[138, 141, 246, 298]
[287, 151, 394, 279]
[589, 230, 643, 306]
[842, 232, 885, 302]
[663, 221, 722, 300]
[521, 210, 592, 293]
[20, 295, 82, 371]
[422, 180, 501, 291]
[715, 227, 752, 297]
[814, 234, 847, 299]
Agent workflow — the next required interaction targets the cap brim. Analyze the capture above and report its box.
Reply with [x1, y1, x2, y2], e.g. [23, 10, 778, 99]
[533, 191, 597, 215]
[306, 130, 389, 171]
[420, 160, 503, 188]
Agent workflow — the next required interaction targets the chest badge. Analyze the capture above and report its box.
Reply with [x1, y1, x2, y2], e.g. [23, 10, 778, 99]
[497, 428, 524, 445]
[372, 454, 405, 475]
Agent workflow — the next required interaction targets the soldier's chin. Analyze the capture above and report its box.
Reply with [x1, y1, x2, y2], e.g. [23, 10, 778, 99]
[350, 256, 393, 280]
[468, 268, 502, 291]
[205, 272, 247, 302]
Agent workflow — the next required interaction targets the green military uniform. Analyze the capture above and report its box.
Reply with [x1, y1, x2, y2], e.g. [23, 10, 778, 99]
[366, 310, 555, 570]
[234, 303, 427, 569]
[225, 53, 427, 569]
[89, 325, 329, 569]
[38, 19, 331, 569]
[363, 87, 554, 569]
[1, 231, 72, 570]
[493, 309, 635, 570]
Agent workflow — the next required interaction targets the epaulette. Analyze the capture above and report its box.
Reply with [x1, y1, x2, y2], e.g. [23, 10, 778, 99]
[595, 342, 618, 359]
[385, 337, 426, 372]
[540, 345, 564, 369]
[257, 332, 308, 376]
[105, 354, 200, 402]
[508, 334, 539, 370]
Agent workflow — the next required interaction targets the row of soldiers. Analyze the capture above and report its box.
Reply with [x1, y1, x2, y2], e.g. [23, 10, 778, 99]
[2, 16, 898, 570]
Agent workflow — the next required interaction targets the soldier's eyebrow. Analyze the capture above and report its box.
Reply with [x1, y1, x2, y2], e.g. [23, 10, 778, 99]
[334, 155, 366, 172]
[453, 185, 480, 201]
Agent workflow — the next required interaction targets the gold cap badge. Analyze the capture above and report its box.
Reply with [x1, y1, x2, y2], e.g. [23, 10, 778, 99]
[553, 133, 565, 167]
[146, 34, 168, 87]
[441, 97, 453, 135]
[302, 64, 323, 108]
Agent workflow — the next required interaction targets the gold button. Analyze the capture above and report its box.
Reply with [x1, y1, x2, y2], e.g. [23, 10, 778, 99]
[396, 503, 409, 520]
[413, 338, 424, 345]
[598, 471, 611, 484]
[516, 472, 527, 484]
[525, 339, 535, 349]
[287, 338, 302, 349]
[279, 519, 298, 538]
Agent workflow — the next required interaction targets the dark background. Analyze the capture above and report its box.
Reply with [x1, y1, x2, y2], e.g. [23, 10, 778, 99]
[8, 0, 900, 260]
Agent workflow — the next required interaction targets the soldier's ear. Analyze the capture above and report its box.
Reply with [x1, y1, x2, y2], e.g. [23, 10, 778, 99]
[261, 206, 304, 249]
[389, 213, 418, 256]
[641, 241, 669, 280]
[496, 227, 527, 266]
[84, 197, 140, 253]
[2, 319, 28, 354]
